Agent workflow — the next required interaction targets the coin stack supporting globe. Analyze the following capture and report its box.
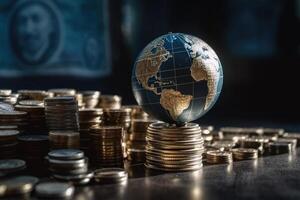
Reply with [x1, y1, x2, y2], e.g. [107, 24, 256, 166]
[145, 122, 204, 171]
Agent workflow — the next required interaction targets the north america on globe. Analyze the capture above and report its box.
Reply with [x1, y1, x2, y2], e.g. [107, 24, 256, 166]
[132, 33, 223, 124]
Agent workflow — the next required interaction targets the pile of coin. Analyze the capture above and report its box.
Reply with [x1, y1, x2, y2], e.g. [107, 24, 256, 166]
[49, 131, 80, 150]
[206, 150, 233, 164]
[0, 90, 17, 105]
[98, 95, 122, 109]
[0, 111, 27, 133]
[15, 100, 47, 134]
[94, 168, 128, 184]
[17, 135, 49, 174]
[126, 119, 156, 163]
[0, 130, 20, 159]
[44, 96, 79, 131]
[17, 90, 51, 101]
[238, 138, 267, 155]
[102, 108, 131, 131]
[145, 122, 204, 171]
[283, 133, 300, 147]
[89, 126, 124, 167]
[35, 182, 75, 199]
[269, 142, 292, 154]
[47, 149, 93, 185]
[0, 176, 39, 197]
[79, 108, 103, 154]
[231, 148, 258, 160]
[81, 91, 101, 109]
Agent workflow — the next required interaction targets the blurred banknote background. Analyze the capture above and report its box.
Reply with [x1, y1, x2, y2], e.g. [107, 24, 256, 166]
[0, 0, 110, 76]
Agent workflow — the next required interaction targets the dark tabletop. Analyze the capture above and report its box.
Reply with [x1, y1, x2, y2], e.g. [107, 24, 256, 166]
[73, 149, 300, 200]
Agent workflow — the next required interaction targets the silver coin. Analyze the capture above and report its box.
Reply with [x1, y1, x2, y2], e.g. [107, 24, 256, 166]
[48, 149, 84, 160]
[0, 102, 14, 112]
[35, 182, 74, 198]
[0, 159, 26, 173]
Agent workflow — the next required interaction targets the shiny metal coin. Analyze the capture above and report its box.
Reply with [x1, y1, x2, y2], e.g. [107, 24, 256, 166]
[48, 149, 84, 160]
[35, 182, 74, 198]
[0, 159, 26, 173]
[0, 102, 14, 112]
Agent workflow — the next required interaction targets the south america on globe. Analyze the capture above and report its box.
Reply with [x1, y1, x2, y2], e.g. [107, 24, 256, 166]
[131, 33, 223, 125]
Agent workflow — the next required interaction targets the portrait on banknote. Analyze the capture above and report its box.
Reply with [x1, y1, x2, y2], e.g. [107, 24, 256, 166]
[0, 0, 111, 76]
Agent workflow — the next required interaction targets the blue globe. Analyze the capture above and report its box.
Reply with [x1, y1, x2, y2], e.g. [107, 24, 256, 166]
[131, 33, 223, 125]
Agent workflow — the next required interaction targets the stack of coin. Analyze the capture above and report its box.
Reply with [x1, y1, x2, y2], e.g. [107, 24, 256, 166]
[0, 111, 27, 133]
[206, 150, 233, 164]
[219, 127, 262, 140]
[78, 108, 103, 154]
[94, 168, 128, 184]
[35, 182, 75, 199]
[49, 131, 80, 150]
[145, 122, 204, 171]
[89, 126, 124, 167]
[17, 135, 49, 174]
[275, 138, 297, 151]
[0, 159, 26, 176]
[98, 95, 122, 109]
[0, 89, 12, 97]
[47, 149, 92, 185]
[48, 88, 76, 97]
[122, 105, 149, 120]
[269, 142, 292, 154]
[283, 133, 300, 147]
[126, 119, 156, 163]
[15, 100, 47, 134]
[231, 148, 258, 160]
[0, 176, 39, 197]
[81, 91, 101, 109]
[44, 96, 79, 131]
[238, 138, 266, 155]
[17, 90, 51, 101]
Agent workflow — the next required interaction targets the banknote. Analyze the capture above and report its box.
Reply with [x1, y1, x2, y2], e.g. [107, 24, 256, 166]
[0, 0, 111, 76]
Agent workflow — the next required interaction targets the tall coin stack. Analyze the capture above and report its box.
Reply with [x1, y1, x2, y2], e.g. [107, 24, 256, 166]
[89, 127, 124, 167]
[102, 108, 131, 158]
[145, 122, 204, 171]
[0, 130, 20, 159]
[44, 96, 79, 132]
[17, 135, 49, 175]
[122, 105, 150, 120]
[15, 100, 47, 135]
[49, 131, 80, 150]
[98, 95, 122, 109]
[81, 91, 101, 109]
[78, 108, 103, 154]
[127, 119, 156, 163]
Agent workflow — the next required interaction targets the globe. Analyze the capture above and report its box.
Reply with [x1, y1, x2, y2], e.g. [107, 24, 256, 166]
[131, 33, 223, 125]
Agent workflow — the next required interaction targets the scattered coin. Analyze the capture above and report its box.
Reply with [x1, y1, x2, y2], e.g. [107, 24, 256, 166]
[48, 149, 84, 160]
[269, 142, 292, 154]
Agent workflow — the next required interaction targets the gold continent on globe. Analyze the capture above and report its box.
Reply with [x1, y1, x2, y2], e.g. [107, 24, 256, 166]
[132, 32, 223, 124]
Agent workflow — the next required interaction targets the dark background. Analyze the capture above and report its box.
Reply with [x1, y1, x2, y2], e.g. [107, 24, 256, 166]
[1, 0, 300, 127]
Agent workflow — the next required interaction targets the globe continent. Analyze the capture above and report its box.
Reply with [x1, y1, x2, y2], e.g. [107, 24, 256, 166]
[132, 33, 223, 124]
